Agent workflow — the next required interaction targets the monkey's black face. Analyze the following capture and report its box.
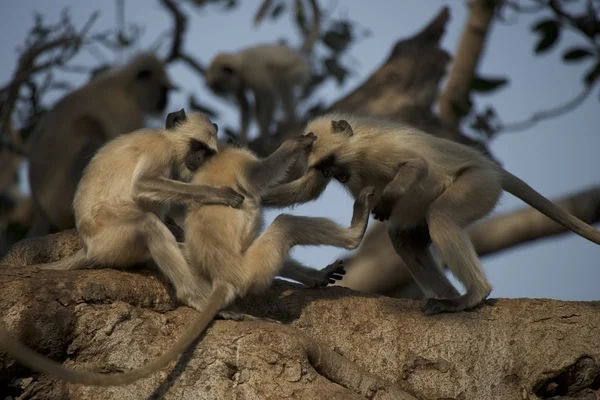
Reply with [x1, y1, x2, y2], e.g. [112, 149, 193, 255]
[185, 139, 216, 172]
[314, 154, 351, 183]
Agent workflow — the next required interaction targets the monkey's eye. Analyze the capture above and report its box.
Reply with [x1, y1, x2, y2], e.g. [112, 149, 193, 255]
[189, 139, 205, 151]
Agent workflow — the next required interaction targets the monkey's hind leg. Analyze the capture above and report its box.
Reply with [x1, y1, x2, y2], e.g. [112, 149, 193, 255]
[387, 224, 460, 299]
[423, 168, 501, 315]
[137, 213, 209, 311]
[243, 187, 374, 294]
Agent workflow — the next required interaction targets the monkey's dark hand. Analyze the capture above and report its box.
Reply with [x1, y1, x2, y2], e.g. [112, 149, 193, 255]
[316, 259, 346, 287]
[371, 195, 396, 221]
[296, 132, 317, 149]
[218, 187, 245, 208]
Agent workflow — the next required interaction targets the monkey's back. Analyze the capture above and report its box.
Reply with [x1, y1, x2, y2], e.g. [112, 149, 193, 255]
[27, 76, 146, 230]
[74, 129, 172, 235]
[185, 147, 262, 283]
[240, 44, 310, 84]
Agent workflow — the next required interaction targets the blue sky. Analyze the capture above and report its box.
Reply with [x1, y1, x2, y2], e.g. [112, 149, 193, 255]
[1, 1, 598, 301]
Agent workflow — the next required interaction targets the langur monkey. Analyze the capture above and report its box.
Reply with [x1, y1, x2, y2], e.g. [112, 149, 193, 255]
[0, 112, 373, 387]
[0, 110, 248, 386]
[176, 122, 374, 361]
[27, 52, 177, 238]
[261, 112, 600, 315]
[205, 0, 321, 144]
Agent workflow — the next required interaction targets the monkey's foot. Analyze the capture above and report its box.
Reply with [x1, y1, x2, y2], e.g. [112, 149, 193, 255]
[371, 194, 396, 221]
[315, 259, 346, 286]
[216, 311, 281, 324]
[422, 294, 489, 315]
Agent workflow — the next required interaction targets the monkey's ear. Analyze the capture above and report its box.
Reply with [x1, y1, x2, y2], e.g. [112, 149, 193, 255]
[136, 68, 153, 80]
[331, 120, 353, 137]
[166, 109, 187, 130]
[212, 123, 219, 133]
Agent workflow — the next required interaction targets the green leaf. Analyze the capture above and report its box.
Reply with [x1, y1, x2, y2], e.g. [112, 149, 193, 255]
[562, 47, 594, 62]
[324, 58, 349, 85]
[270, 3, 285, 19]
[584, 62, 600, 86]
[322, 21, 353, 53]
[471, 76, 509, 93]
[531, 19, 561, 54]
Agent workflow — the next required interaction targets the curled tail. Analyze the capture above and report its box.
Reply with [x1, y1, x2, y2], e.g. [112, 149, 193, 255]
[0, 285, 229, 386]
[501, 169, 600, 245]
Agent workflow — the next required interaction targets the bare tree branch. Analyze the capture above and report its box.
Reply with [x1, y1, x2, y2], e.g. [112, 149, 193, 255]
[438, 0, 500, 134]
[160, 0, 206, 74]
[496, 80, 596, 133]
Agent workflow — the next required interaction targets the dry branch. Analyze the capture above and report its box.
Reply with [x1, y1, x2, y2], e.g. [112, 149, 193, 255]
[438, 0, 499, 133]
[160, 0, 206, 75]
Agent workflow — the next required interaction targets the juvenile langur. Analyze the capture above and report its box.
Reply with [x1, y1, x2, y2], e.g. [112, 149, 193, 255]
[0, 121, 371, 387]
[0, 111, 245, 386]
[179, 130, 374, 348]
[27, 52, 177, 238]
[204, 0, 321, 144]
[261, 113, 600, 315]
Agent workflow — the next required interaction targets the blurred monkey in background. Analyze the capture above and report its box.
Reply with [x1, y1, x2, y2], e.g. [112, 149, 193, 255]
[26, 52, 177, 238]
[205, 0, 321, 144]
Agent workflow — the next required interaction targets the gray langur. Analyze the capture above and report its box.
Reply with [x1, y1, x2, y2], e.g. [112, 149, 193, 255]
[205, 0, 321, 144]
[260, 112, 600, 315]
[0, 110, 246, 386]
[176, 125, 374, 357]
[27, 52, 177, 238]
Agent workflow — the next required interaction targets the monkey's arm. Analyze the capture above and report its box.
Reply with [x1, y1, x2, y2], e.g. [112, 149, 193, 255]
[371, 154, 428, 221]
[249, 134, 316, 192]
[133, 158, 244, 208]
[261, 168, 329, 208]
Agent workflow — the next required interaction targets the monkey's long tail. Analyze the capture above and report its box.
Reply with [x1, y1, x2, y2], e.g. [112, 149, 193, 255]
[32, 248, 88, 270]
[501, 170, 600, 245]
[0, 285, 228, 386]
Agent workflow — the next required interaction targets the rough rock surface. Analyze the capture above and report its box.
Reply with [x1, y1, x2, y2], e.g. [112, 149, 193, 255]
[1, 232, 599, 400]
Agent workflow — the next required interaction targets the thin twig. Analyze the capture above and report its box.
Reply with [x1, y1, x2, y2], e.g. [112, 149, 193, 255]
[160, 0, 188, 63]
[159, 0, 206, 75]
[497, 82, 596, 133]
